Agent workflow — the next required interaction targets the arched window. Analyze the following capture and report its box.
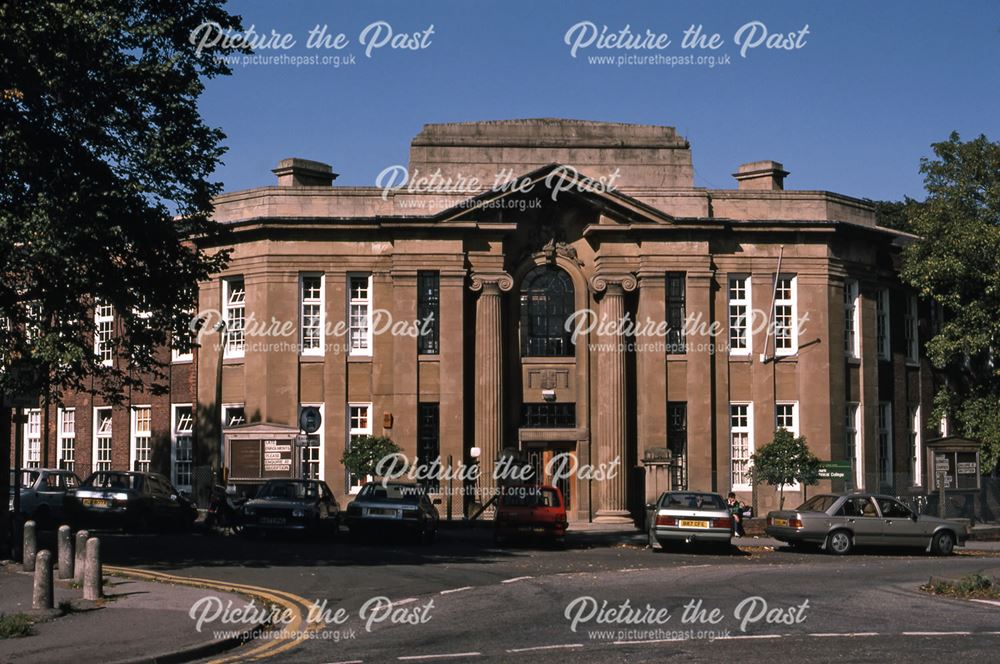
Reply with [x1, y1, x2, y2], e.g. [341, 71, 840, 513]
[520, 266, 575, 357]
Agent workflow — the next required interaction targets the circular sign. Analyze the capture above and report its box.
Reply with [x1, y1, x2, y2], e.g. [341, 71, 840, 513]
[299, 406, 322, 434]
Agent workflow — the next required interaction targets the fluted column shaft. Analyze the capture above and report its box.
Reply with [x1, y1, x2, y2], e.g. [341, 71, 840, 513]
[470, 272, 512, 507]
[592, 273, 636, 523]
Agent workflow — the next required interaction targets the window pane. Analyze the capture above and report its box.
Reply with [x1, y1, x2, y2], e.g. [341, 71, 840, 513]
[520, 266, 575, 357]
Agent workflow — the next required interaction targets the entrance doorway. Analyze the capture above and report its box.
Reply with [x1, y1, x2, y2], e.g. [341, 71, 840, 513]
[524, 442, 575, 514]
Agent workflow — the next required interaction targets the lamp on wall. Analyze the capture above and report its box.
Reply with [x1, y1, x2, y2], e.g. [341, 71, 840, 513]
[470, 447, 481, 459]
[542, 389, 556, 402]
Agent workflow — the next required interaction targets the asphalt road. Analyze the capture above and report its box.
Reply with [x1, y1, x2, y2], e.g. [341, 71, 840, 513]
[91, 527, 1000, 663]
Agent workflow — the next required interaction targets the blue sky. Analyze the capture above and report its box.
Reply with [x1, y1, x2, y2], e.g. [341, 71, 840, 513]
[200, 1, 999, 201]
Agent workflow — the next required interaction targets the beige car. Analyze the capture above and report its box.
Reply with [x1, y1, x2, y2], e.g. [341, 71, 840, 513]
[765, 492, 968, 555]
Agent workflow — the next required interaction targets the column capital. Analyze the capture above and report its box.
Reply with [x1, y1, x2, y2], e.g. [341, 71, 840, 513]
[591, 272, 638, 294]
[470, 271, 514, 293]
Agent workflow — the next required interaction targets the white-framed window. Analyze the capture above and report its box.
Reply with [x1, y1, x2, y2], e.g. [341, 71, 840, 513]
[729, 402, 753, 490]
[94, 300, 114, 366]
[171, 404, 194, 492]
[299, 403, 325, 480]
[844, 279, 859, 358]
[172, 309, 195, 363]
[348, 274, 372, 356]
[909, 405, 922, 487]
[876, 288, 890, 360]
[94, 407, 113, 472]
[300, 274, 325, 356]
[347, 402, 372, 493]
[775, 402, 799, 437]
[58, 408, 75, 471]
[728, 275, 751, 355]
[223, 404, 246, 428]
[773, 275, 798, 356]
[223, 277, 246, 359]
[845, 402, 862, 489]
[23, 408, 41, 469]
[905, 295, 919, 364]
[131, 405, 152, 473]
[878, 402, 893, 487]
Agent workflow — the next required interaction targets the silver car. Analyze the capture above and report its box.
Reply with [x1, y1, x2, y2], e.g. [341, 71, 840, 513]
[647, 491, 733, 550]
[765, 492, 968, 556]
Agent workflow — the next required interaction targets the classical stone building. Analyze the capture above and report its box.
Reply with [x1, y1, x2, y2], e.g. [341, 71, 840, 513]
[12, 119, 938, 521]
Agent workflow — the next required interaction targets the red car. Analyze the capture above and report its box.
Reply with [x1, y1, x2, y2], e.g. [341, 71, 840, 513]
[494, 484, 568, 545]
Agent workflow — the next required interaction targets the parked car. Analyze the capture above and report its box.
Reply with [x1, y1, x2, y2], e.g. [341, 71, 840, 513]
[494, 484, 568, 545]
[65, 471, 197, 532]
[345, 481, 440, 544]
[647, 491, 733, 550]
[241, 479, 340, 537]
[765, 492, 968, 555]
[9, 469, 81, 528]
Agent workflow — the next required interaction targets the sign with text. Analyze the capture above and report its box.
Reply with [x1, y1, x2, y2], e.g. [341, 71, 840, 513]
[228, 436, 296, 481]
[817, 461, 852, 480]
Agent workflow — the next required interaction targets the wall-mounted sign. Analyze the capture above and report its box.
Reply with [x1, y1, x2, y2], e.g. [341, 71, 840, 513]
[818, 461, 852, 480]
[225, 423, 301, 483]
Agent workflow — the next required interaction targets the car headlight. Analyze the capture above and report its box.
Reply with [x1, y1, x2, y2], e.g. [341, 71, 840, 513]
[113, 493, 129, 501]
[292, 509, 306, 518]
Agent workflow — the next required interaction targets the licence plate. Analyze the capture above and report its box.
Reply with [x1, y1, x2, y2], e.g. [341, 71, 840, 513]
[679, 519, 709, 529]
[82, 498, 110, 509]
[260, 517, 286, 525]
[366, 508, 399, 518]
[772, 518, 789, 527]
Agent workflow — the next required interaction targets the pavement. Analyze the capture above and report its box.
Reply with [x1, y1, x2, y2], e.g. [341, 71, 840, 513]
[0, 561, 253, 664]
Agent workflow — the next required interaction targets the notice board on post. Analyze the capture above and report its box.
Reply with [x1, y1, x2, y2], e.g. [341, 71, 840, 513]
[224, 422, 301, 483]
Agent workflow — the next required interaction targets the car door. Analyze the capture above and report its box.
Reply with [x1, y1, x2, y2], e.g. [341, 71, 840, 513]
[148, 476, 176, 522]
[38, 473, 67, 516]
[836, 496, 883, 545]
[875, 497, 925, 547]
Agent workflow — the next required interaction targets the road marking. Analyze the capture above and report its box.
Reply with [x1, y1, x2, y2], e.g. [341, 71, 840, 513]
[398, 653, 481, 661]
[971, 599, 1000, 607]
[392, 598, 419, 606]
[618, 567, 649, 572]
[507, 644, 584, 652]
[106, 565, 319, 663]
[324, 661, 364, 664]
[810, 632, 880, 637]
[901, 631, 971, 636]
[501, 576, 533, 584]
[440, 586, 474, 595]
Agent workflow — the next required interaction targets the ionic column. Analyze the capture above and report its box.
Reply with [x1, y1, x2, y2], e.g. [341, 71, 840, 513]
[470, 272, 513, 506]
[592, 273, 637, 522]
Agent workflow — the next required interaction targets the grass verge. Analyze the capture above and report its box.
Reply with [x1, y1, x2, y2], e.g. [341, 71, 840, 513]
[0, 613, 35, 639]
[921, 573, 1000, 599]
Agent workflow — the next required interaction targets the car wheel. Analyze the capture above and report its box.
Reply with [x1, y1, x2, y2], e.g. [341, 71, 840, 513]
[931, 530, 955, 556]
[826, 529, 853, 555]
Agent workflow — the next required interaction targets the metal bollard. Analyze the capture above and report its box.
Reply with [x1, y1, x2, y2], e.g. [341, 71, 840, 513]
[33, 550, 53, 610]
[23, 520, 37, 572]
[83, 537, 102, 600]
[57, 525, 74, 580]
[74, 530, 89, 584]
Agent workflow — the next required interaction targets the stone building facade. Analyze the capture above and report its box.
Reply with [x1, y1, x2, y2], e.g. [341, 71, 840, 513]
[11, 119, 937, 521]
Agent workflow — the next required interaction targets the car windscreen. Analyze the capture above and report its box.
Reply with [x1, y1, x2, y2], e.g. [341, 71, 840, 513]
[360, 483, 421, 503]
[797, 495, 839, 513]
[499, 487, 559, 507]
[660, 493, 726, 510]
[85, 473, 144, 491]
[256, 481, 318, 500]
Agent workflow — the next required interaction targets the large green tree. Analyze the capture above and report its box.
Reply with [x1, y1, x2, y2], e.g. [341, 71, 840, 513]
[0, 0, 245, 401]
[900, 132, 1000, 473]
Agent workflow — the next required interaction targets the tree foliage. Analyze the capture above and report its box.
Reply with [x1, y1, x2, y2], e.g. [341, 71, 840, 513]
[0, 0, 246, 402]
[750, 429, 820, 509]
[900, 132, 1000, 472]
[341, 435, 403, 481]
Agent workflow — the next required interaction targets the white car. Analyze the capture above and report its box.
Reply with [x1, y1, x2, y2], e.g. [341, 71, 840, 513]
[647, 491, 733, 551]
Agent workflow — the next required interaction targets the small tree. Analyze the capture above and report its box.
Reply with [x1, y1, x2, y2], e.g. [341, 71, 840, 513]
[341, 435, 404, 482]
[750, 429, 821, 509]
